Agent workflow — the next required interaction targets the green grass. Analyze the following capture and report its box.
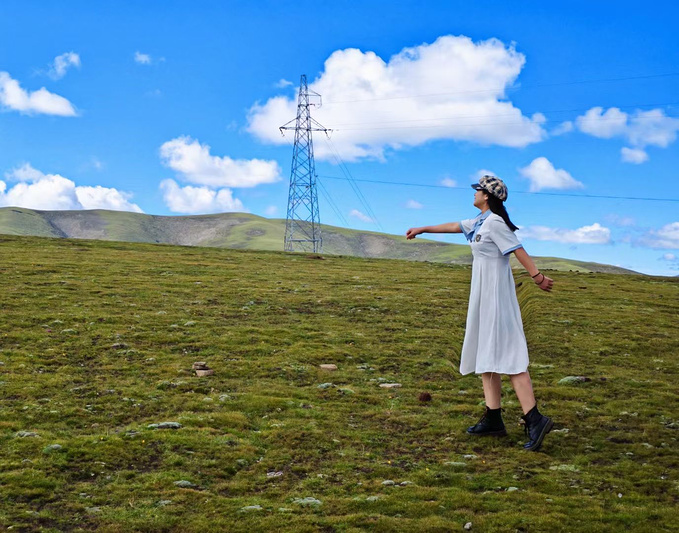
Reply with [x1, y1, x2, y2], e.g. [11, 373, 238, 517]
[0, 235, 677, 532]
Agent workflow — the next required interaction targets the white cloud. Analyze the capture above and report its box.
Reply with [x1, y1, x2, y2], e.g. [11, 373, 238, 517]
[576, 106, 679, 162]
[440, 177, 457, 187]
[160, 179, 244, 214]
[405, 199, 423, 209]
[474, 169, 496, 181]
[638, 222, 679, 249]
[275, 79, 293, 88]
[134, 51, 152, 65]
[518, 157, 584, 191]
[160, 136, 281, 188]
[620, 147, 648, 164]
[520, 223, 611, 244]
[0, 71, 77, 116]
[248, 35, 546, 161]
[265, 205, 278, 216]
[661, 253, 676, 261]
[349, 209, 374, 223]
[551, 121, 574, 136]
[49, 52, 81, 79]
[0, 164, 142, 212]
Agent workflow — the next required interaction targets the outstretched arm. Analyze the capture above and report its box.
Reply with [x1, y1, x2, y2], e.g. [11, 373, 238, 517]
[406, 222, 462, 239]
[513, 247, 553, 292]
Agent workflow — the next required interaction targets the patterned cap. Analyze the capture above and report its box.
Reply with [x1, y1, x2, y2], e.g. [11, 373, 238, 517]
[471, 175, 508, 201]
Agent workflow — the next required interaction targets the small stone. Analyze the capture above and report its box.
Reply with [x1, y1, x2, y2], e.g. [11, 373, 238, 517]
[549, 464, 579, 472]
[43, 444, 63, 453]
[148, 422, 182, 430]
[366, 496, 379, 502]
[379, 383, 402, 389]
[338, 388, 355, 394]
[219, 394, 232, 401]
[267, 471, 283, 478]
[292, 497, 322, 507]
[552, 428, 570, 434]
[617, 493, 623, 498]
[278, 507, 293, 512]
[184, 321, 196, 326]
[558, 376, 590, 385]
[86, 507, 102, 513]
[463, 454, 477, 460]
[400, 481, 413, 486]
[319, 364, 338, 371]
[464, 522, 473, 530]
[111, 343, 129, 349]
[506, 487, 519, 492]
[317, 383, 335, 390]
[173, 480, 198, 489]
[15, 431, 39, 438]
[61, 329, 77, 334]
[382, 480, 396, 486]
[444, 461, 466, 467]
[239, 505, 263, 512]
[195, 369, 214, 377]
[192, 362, 209, 370]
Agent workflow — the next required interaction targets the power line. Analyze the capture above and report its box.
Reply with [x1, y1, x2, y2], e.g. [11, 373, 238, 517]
[317, 177, 349, 227]
[322, 72, 679, 105]
[317, 175, 679, 203]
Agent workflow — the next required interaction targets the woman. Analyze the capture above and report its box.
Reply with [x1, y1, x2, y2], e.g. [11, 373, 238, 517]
[406, 175, 554, 452]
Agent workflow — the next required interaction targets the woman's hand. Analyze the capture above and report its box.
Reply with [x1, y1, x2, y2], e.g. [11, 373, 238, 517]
[534, 273, 554, 292]
[406, 227, 423, 240]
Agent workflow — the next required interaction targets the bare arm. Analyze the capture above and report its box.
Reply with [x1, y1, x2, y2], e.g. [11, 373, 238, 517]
[406, 222, 462, 239]
[513, 247, 553, 292]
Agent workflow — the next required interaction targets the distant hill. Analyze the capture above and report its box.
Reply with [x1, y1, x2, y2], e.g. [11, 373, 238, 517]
[0, 207, 637, 274]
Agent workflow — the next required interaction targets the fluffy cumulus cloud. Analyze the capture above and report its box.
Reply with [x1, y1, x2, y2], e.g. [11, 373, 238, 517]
[620, 147, 648, 164]
[638, 222, 679, 249]
[518, 157, 584, 191]
[160, 136, 281, 188]
[134, 51, 152, 64]
[575, 106, 679, 163]
[248, 35, 546, 161]
[520, 223, 611, 244]
[405, 199, 423, 209]
[349, 209, 374, 223]
[0, 164, 142, 212]
[49, 52, 81, 79]
[0, 71, 77, 116]
[160, 179, 244, 214]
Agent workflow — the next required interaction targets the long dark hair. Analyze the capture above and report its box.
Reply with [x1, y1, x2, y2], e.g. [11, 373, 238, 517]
[485, 193, 519, 232]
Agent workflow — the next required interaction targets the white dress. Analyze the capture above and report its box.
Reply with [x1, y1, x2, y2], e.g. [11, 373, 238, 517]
[458, 212, 529, 375]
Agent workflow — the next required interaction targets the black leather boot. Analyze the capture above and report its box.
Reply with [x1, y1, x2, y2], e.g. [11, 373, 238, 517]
[467, 406, 507, 437]
[521, 405, 553, 451]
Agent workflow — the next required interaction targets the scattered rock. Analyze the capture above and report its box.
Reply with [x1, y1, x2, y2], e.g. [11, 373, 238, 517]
[381, 480, 396, 486]
[418, 392, 432, 402]
[267, 471, 283, 478]
[61, 329, 77, 334]
[111, 343, 129, 349]
[366, 496, 379, 502]
[292, 497, 322, 507]
[86, 507, 102, 513]
[184, 321, 196, 326]
[43, 444, 63, 453]
[15, 431, 39, 438]
[462, 454, 477, 460]
[506, 487, 519, 492]
[239, 505, 263, 512]
[317, 383, 335, 390]
[400, 481, 413, 486]
[173, 480, 198, 489]
[148, 422, 182, 430]
[464, 522, 473, 530]
[338, 388, 355, 394]
[320, 364, 338, 371]
[219, 394, 232, 401]
[549, 464, 579, 472]
[157, 500, 172, 507]
[558, 376, 590, 385]
[278, 507, 293, 512]
[551, 428, 569, 434]
[379, 383, 402, 389]
[444, 461, 466, 468]
[193, 362, 209, 370]
[195, 369, 215, 377]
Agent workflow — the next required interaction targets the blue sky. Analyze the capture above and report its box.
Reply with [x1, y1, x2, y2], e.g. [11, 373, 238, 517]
[1, 1, 678, 275]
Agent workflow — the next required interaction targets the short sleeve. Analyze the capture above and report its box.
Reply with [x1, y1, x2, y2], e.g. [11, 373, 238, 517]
[487, 217, 522, 255]
[460, 217, 477, 241]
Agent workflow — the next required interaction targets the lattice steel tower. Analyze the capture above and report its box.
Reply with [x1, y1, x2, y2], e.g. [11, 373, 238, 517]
[280, 75, 329, 253]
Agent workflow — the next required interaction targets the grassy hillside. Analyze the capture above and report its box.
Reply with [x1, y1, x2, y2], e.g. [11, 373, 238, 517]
[0, 207, 636, 274]
[0, 235, 676, 532]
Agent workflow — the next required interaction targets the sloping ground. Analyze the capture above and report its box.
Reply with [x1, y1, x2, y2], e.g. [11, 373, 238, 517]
[0, 207, 636, 273]
[0, 235, 676, 532]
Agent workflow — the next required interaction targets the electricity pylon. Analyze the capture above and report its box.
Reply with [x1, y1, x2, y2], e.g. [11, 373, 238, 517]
[279, 75, 329, 253]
